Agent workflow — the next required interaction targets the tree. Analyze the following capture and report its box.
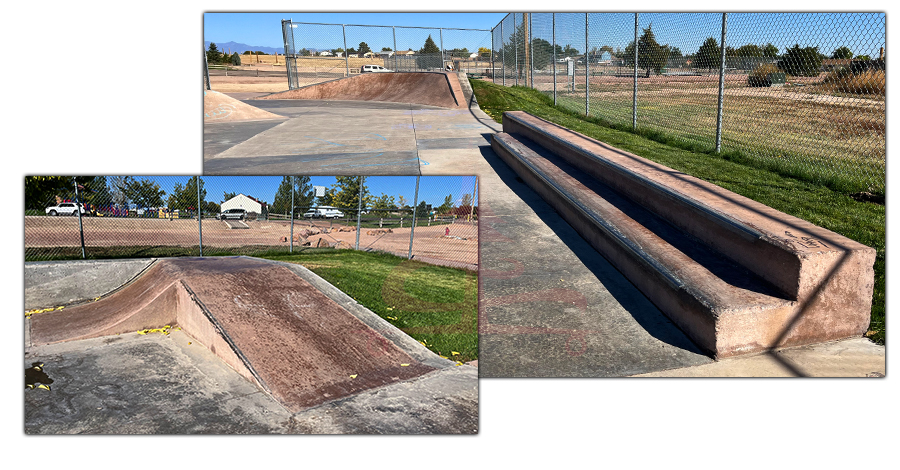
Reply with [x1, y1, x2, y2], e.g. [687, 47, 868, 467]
[299, 48, 311, 56]
[321, 176, 372, 213]
[779, 44, 822, 77]
[436, 194, 453, 215]
[167, 176, 205, 212]
[371, 193, 396, 216]
[624, 26, 669, 75]
[561, 44, 580, 57]
[121, 177, 165, 208]
[358, 42, 372, 55]
[478, 47, 491, 58]
[271, 176, 314, 215]
[25, 176, 74, 209]
[230, 52, 241, 66]
[460, 193, 473, 207]
[735, 44, 763, 57]
[207, 43, 223, 64]
[382, 47, 393, 52]
[762, 43, 779, 58]
[347, 47, 357, 55]
[416, 34, 442, 70]
[694, 37, 721, 70]
[397, 194, 409, 209]
[414, 200, 430, 219]
[223, 191, 237, 201]
[832, 46, 853, 59]
[448, 47, 470, 58]
[530, 38, 554, 69]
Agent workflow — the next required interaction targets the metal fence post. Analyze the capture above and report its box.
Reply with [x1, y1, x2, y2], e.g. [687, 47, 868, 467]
[203, 47, 211, 91]
[552, 13, 557, 105]
[343, 24, 349, 77]
[440, 28, 445, 69]
[633, 13, 638, 131]
[514, 14, 519, 86]
[491, 26, 495, 83]
[528, 13, 533, 89]
[715, 13, 728, 153]
[356, 176, 364, 250]
[198, 176, 203, 257]
[585, 13, 590, 116]
[290, 176, 295, 253]
[393, 26, 397, 70]
[74, 178, 86, 259]
[501, 18, 505, 86]
[408, 175, 420, 259]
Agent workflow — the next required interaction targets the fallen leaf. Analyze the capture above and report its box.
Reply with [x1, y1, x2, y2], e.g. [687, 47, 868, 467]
[451, 351, 460, 356]
[349, 374, 357, 379]
[400, 363, 410, 367]
[36, 384, 51, 390]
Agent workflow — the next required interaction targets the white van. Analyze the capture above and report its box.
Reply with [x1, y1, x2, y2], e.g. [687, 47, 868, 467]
[361, 64, 392, 73]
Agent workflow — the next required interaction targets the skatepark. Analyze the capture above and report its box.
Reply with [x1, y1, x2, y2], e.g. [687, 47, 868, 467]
[203, 72, 497, 175]
[201, 70, 884, 378]
[25, 257, 477, 433]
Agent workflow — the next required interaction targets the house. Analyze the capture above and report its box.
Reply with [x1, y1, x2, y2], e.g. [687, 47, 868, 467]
[363, 51, 377, 58]
[319, 51, 333, 57]
[348, 54, 358, 58]
[377, 51, 394, 58]
[221, 194, 267, 216]
[396, 49, 415, 56]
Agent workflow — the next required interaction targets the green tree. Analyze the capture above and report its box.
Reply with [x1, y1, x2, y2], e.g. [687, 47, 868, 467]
[358, 42, 372, 55]
[436, 194, 453, 215]
[121, 177, 165, 207]
[167, 176, 205, 212]
[416, 35, 442, 70]
[382, 47, 393, 52]
[25, 176, 75, 209]
[530, 38, 554, 69]
[694, 37, 721, 70]
[624, 26, 669, 75]
[397, 194, 409, 209]
[762, 43, 779, 58]
[271, 176, 314, 215]
[735, 44, 763, 57]
[230, 52, 241, 66]
[223, 191, 237, 201]
[420, 35, 440, 54]
[347, 47, 357, 55]
[478, 46, 491, 58]
[371, 193, 397, 216]
[779, 44, 822, 77]
[321, 176, 372, 212]
[832, 46, 853, 59]
[207, 42, 223, 64]
[415, 200, 430, 219]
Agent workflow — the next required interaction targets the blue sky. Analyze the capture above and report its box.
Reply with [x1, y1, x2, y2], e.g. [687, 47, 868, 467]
[128, 176, 477, 209]
[204, 13, 503, 52]
[205, 12, 885, 59]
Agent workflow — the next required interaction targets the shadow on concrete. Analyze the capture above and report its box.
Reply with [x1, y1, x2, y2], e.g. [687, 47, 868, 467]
[478, 144, 707, 356]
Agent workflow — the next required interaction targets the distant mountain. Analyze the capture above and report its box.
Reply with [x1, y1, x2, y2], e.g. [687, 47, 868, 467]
[204, 41, 284, 55]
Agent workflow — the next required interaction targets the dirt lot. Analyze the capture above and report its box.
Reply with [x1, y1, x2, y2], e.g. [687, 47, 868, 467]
[24, 216, 478, 268]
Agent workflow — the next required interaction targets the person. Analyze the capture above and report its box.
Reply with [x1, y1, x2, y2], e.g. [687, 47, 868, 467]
[445, 226, 450, 236]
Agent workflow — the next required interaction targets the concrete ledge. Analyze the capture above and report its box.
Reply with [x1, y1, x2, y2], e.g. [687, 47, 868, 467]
[24, 258, 156, 309]
[492, 111, 876, 357]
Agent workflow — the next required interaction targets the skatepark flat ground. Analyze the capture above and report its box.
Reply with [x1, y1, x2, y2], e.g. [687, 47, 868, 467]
[204, 98, 498, 175]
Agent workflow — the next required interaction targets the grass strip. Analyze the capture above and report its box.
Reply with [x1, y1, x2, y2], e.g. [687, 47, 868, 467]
[472, 79, 884, 344]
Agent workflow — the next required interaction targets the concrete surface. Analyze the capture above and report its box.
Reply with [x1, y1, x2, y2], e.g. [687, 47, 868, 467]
[501, 111, 875, 356]
[259, 72, 466, 109]
[204, 99, 497, 175]
[633, 338, 885, 377]
[24, 258, 155, 310]
[24, 256, 477, 433]
[24, 328, 478, 434]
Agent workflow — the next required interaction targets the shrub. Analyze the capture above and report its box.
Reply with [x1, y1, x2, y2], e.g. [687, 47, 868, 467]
[748, 63, 779, 87]
[824, 68, 885, 95]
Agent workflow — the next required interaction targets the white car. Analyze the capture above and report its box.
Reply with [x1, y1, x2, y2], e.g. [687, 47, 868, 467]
[361, 64, 393, 73]
[45, 202, 85, 216]
[323, 209, 345, 219]
[303, 208, 326, 218]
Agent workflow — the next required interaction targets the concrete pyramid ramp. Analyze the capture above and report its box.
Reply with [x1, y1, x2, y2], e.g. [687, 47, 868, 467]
[204, 90, 286, 123]
[29, 257, 437, 412]
[257, 72, 466, 109]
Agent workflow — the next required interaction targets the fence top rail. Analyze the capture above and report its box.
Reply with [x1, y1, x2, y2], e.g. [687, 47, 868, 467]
[287, 20, 490, 32]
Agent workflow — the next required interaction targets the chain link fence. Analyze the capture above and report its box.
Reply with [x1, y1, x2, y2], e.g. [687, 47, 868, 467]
[25, 176, 478, 270]
[490, 12, 886, 193]
[281, 20, 493, 89]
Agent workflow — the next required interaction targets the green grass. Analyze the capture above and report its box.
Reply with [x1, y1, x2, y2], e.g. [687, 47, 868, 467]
[472, 79, 885, 345]
[259, 250, 478, 361]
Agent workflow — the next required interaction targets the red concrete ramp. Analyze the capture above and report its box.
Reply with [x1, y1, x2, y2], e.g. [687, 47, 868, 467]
[257, 72, 466, 109]
[29, 257, 435, 411]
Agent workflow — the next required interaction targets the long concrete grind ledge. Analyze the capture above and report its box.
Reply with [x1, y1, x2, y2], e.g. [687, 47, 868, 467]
[256, 72, 466, 109]
[491, 111, 875, 358]
[28, 257, 450, 412]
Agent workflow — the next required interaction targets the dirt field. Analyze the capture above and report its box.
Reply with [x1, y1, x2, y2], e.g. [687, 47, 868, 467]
[24, 216, 477, 268]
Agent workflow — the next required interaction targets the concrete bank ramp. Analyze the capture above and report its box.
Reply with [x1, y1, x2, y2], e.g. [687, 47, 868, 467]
[257, 72, 466, 109]
[28, 257, 440, 412]
[204, 90, 286, 123]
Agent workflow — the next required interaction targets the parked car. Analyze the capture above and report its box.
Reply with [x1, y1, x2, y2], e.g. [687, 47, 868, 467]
[45, 202, 85, 216]
[303, 208, 326, 218]
[323, 209, 345, 219]
[361, 64, 393, 73]
[217, 208, 247, 220]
